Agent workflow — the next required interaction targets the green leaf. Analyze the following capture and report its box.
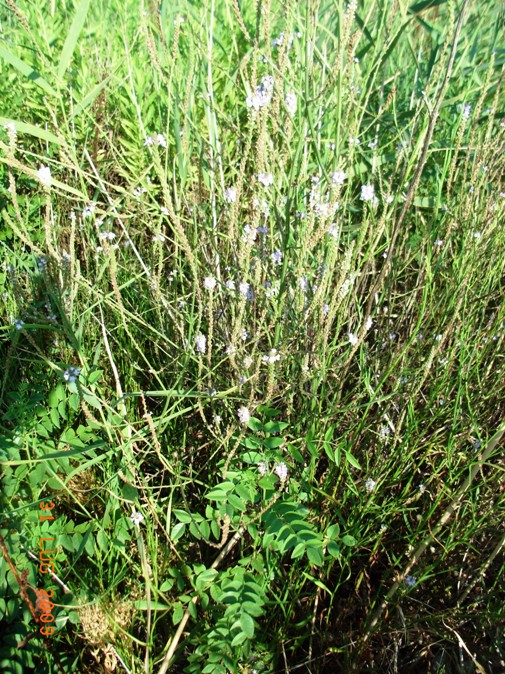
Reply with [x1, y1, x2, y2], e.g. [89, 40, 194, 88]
[326, 524, 340, 540]
[96, 529, 108, 552]
[257, 406, 281, 417]
[188, 600, 198, 620]
[57, 0, 92, 80]
[307, 546, 323, 566]
[0, 45, 58, 97]
[48, 384, 64, 408]
[227, 494, 247, 511]
[345, 451, 362, 470]
[88, 369, 103, 385]
[239, 612, 255, 638]
[341, 535, 357, 547]
[263, 437, 284, 449]
[231, 630, 247, 647]
[327, 541, 340, 558]
[263, 421, 289, 433]
[173, 509, 192, 523]
[172, 602, 184, 625]
[247, 417, 264, 432]
[170, 522, 186, 541]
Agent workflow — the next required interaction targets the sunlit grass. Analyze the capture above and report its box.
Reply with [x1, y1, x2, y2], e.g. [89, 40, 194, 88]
[1, 0, 504, 672]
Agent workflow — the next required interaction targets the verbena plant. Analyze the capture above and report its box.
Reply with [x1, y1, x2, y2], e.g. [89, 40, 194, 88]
[1, 0, 504, 672]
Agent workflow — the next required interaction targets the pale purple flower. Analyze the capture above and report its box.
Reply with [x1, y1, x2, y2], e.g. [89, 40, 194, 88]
[130, 511, 144, 525]
[258, 461, 268, 476]
[258, 172, 274, 187]
[246, 76, 274, 111]
[243, 224, 258, 243]
[203, 276, 217, 291]
[405, 575, 417, 588]
[271, 249, 283, 266]
[63, 366, 80, 383]
[98, 231, 116, 241]
[272, 32, 284, 47]
[327, 223, 339, 238]
[224, 187, 237, 203]
[348, 332, 358, 346]
[156, 133, 167, 148]
[13, 319, 24, 330]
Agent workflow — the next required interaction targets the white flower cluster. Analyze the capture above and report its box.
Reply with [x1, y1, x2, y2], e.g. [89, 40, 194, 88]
[246, 75, 274, 111]
[37, 166, 52, 187]
[331, 171, 346, 186]
[274, 462, 288, 482]
[195, 333, 206, 353]
[285, 91, 297, 116]
[203, 276, 217, 290]
[83, 202, 96, 218]
[360, 184, 376, 202]
[262, 349, 281, 364]
[237, 406, 250, 424]
[144, 133, 167, 148]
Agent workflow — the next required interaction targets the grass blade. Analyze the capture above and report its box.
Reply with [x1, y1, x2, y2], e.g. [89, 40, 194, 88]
[57, 0, 91, 80]
[0, 44, 58, 97]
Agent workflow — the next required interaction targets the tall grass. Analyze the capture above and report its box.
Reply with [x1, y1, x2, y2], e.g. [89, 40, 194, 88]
[1, 0, 504, 672]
